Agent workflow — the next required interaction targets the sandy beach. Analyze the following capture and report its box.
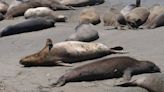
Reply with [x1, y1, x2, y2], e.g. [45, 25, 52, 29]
[0, 0, 164, 92]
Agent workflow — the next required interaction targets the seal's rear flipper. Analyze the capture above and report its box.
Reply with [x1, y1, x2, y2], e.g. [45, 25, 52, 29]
[110, 46, 124, 50]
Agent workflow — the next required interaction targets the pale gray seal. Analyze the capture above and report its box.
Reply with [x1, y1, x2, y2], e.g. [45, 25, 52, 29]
[65, 23, 99, 42]
[20, 39, 126, 66]
[24, 7, 67, 22]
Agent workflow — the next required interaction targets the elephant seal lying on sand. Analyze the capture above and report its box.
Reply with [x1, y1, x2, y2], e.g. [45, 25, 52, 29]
[50, 56, 160, 87]
[0, 18, 55, 37]
[59, 0, 104, 7]
[65, 23, 99, 42]
[116, 73, 164, 92]
[20, 39, 126, 66]
[103, 8, 127, 29]
[24, 7, 67, 22]
[125, 7, 150, 29]
[120, 0, 140, 16]
[5, 0, 73, 19]
[143, 6, 164, 29]
[79, 7, 101, 25]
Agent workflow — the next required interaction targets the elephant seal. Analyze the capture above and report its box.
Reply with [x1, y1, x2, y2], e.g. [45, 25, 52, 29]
[0, 18, 55, 37]
[145, 6, 164, 25]
[50, 56, 160, 87]
[0, 0, 8, 14]
[116, 73, 164, 92]
[103, 8, 127, 29]
[142, 6, 164, 29]
[19, 38, 126, 66]
[145, 13, 164, 29]
[59, 0, 104, 7]
[79, 7, 101, 25]
[24, 7, 67, 22]
[120, 0, 140, 16]
[125, 7, 150, 29]
[65, 23, 99, 42]
[5, 0, 73, 19]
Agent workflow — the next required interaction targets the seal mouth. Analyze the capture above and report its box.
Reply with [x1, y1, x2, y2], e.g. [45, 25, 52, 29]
[153, 66, 161, 73]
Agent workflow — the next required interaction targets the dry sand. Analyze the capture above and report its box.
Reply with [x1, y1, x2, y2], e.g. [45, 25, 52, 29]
[0, 0, 164, 92]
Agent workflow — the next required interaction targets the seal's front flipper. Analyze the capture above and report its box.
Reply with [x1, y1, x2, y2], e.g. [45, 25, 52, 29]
[56, 61, 72, 67]
[50, 76, 66, 87]
[114, 68, 133, 86]
[114, 80, 136, 87]
[123, 68, 133, 81]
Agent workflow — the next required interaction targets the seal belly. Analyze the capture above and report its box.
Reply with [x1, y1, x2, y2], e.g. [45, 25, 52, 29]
[52, 41, 109, 63]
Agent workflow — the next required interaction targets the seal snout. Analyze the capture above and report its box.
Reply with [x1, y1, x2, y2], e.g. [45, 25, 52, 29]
[19, 58, 29, 65]
[153, 66, 161, 73]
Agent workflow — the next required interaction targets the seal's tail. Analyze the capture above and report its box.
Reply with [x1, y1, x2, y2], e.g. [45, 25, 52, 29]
[110, 46, 124, 51]
[109, 46, 128, 54]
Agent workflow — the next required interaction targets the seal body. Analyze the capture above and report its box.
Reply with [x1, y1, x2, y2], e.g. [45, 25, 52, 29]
[24, 7, 67, 22]
[19, 39, 125, 66]
[24, 7, 54, 19]
[65, 23, 99, 42]
[116, 73, 164, 92]
[120, 0, 140, 16]
[103, 8, 119, 27]
[145, 13, 164, 29]
[0, 18, 55, 37]
[103, 8, 126, 29]
[5, 0, 73, 19]
[144, 6, 164, 29]
[0, 0, 8, 14]
[125, 7, 150, 29]
[51, 56, 160, 87]
[79, 7, 101, 25]
[59, 0, 104, 7]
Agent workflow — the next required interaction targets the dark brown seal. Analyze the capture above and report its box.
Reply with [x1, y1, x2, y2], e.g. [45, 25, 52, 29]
[19, 39, 126, 67]
[51, 56, 160, 87]
[116, 73, 164, 92]
[5, 0, 73, 19]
